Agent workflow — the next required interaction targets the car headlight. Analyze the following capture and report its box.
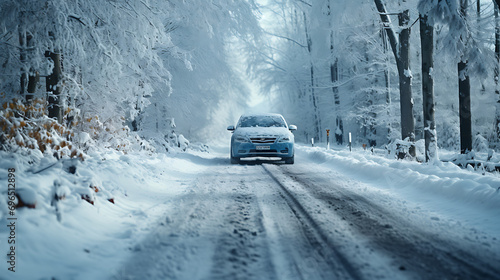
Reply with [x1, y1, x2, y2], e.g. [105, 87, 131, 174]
[278, 136, 291, 143]
[234, 136, 250, 143]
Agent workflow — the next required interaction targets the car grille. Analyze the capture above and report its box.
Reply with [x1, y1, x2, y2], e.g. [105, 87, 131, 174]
[250, 149, 278, 153]
[250, 137, 276, 144]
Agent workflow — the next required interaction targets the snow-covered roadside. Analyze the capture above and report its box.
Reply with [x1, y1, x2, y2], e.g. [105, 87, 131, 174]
[296, 144, 500, 237]
[0, 149, 214, 280]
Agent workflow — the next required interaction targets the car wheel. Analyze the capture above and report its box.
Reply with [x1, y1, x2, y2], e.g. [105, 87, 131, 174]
[230, 149, 240, 164]
[284, 155, 294, 164]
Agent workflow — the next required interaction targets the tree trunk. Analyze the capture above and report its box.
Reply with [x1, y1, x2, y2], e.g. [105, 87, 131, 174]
[459, 0, 472, 154]
[373, 0, 399, 68]
[373, 0, 415, 155]
[420, 14, 437, 161]
[330, 58, 340, 106]
[45, 50, 63, 123]
[19, 21, 27, 96]
[381, 21, 393, 143]
[19, 8, 37, 104]
[303, 12, 321, 142]
[26, 33, 38, 102]
[309, 65, 321, 141]
[331, 58, 343, 145]
[328, 0, 343, 145]
[494, 2, 500, 147]
[458, 61, 472, 153]
[398, 10, 414, 143]
[330, 51, 343, 144]
[477, 0, 486, 93]
[495, 4, 499, 94]
[367, 91, 377, 147]
[27, 71, 38, 98]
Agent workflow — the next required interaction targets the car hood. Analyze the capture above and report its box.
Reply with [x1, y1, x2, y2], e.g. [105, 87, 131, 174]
[234, 127, 293, 138]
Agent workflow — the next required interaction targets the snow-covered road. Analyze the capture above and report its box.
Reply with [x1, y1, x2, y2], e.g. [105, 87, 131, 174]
[112, 148, 500, 280]
[3, 145, 500, 280]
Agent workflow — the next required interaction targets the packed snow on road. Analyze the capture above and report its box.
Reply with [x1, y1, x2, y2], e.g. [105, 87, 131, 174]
[1, 144, 499, 280]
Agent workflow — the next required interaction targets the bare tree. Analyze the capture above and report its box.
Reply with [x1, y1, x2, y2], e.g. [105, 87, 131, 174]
[17, 6, 41, 111]
[45, 49, 63, 123]
[374, 0, 415, 156]
[494, 1, 500, 146]
[303, 12, 321, 142]
[420, 13, 437, 161]
[458, 0, 472, 154]
[328, 0, 343, 144]
[398, 9, 414, 142]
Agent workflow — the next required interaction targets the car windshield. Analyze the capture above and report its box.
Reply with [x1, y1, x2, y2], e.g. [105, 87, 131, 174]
[238, 115, 286, 128]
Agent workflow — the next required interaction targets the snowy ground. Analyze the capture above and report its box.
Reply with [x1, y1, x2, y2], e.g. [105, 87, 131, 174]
[1, 144, 499, 279]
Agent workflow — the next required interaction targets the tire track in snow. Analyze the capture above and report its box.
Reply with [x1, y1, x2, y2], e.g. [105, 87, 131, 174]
[261, 164, 363, 280]
[113, 166, 278, 280]
[208, 179, 276, 280]
[112, 184, 220, 280]
[278, 165, 500, 280]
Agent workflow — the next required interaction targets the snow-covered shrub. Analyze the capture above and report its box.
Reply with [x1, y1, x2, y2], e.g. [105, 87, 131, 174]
[0, 98, 84, 160]
[0, 97, 154, 159]
[438, 121, 460, 150]
[387, 138, 420, 161]
[144, 130, 190, 154]
[177, 134, 190, 151]
[75, 114, 153, 154]
[473, 134, 489, 152]
[414, 139, 426, 162]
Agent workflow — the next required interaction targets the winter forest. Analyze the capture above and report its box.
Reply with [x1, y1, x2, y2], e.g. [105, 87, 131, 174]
[2, 1, 500, 279]
[0, 0, 499, 159]
[255, 0, 500, 161]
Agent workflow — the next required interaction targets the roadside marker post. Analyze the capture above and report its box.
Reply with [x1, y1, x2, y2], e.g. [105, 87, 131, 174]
[326, 129, 330, 150]
[349, 132, 352, 152]
[311, 138, 314, 147]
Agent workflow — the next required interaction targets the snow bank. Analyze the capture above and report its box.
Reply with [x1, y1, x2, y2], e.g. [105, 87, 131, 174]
[0, 146, 213, 279]
[297, 145, 500, 209]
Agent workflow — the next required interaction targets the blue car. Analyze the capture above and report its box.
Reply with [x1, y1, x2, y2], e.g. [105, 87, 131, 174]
[227, 113, 297, 164]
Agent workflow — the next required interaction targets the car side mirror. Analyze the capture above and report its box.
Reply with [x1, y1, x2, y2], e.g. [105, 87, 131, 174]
[227, 125, 235, 131]
[289, 125, 297, 131]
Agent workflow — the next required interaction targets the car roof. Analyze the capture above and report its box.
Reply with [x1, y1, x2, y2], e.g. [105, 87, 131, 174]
[240, 113, 284, 118]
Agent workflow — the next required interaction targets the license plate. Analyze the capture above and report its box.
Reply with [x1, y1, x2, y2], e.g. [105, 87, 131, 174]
[256, 146, 270, 150]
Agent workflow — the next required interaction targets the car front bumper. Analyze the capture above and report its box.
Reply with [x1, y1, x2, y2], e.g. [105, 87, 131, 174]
[231, 142, 294, 158]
